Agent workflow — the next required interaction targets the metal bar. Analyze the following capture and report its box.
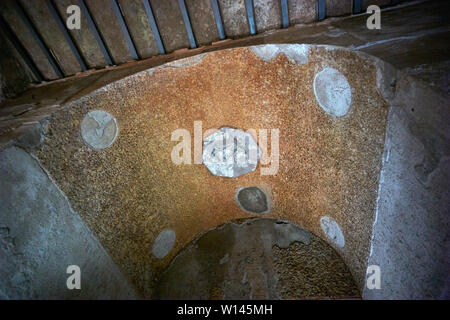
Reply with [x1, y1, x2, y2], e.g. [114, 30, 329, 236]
[281, 0, 289, 28]
[77, 0, 113, 65]
[210, 0, 225, 40]
[110, 0, 139, 60]
[178, 0, 196, 49]
[142, 0, 165, 54]
[12, 0, 64, 78]
[353, 0, 363, 14]
[0, 14, 43, 82]
[45, 0, 87, 71]
[245, 0, 256, 35]
[317, 0, 326, 21]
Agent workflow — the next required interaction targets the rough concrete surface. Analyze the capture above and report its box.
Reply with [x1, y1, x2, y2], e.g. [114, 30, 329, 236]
[150, 0, 190, 52]
[364, 72, 450, 299]
[185, 0, 220, 46]
[287, 0, 317, 25]
[154, 219, 359, 299]
[118, 0, 160, 59]
[254, 0, 282, 33]
[0, 146, 138, 299]
[218, 0, 250, 38]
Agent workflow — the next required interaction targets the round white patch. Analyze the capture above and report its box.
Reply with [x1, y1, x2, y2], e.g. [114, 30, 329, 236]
[202, 127, 261, 178]
[152, 229, 176, 259]
[313, 67, 352, 117]
[80, 110, 118, 150]
[320, 216, 345, 248]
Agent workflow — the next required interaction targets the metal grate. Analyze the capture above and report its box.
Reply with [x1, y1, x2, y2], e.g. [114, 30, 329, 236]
[78, 0, 113, 66]
[46, 0, 87, 71]
[281, 0, 289, 29]
[245, 0, 256, 35]
[318, 0, 326, 21]
[0, 14, 43, 82]
[110, 0, 139, 60]
[142, 0, 165, 55]
[0, 0, 380, 83]
[13, 0, 64, 78]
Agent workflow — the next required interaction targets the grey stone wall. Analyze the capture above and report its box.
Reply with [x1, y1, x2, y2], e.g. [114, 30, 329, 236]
[0, 146, 138, 299]
[364, 65, 450, 299]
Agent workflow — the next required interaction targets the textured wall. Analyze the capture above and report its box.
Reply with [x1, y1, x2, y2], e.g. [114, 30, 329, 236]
[0, 1, 448, 300]
[364, 62, 450, 299]
[0, 146, 138, 299]
[28, 45, 388, 296]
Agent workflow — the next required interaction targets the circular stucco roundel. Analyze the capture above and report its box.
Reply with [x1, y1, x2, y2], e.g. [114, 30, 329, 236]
[320, 216, 345, 248]
[235, 186, 269, 214]
[202, 127, 261, 178]
[80, 110, 118, 150]
[152, 229, 176, 259]
[313, 67, 352, 117]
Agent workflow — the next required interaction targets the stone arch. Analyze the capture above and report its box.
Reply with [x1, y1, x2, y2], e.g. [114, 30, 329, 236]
[153, 217, 359, 299]
[22, 43, 431, 299]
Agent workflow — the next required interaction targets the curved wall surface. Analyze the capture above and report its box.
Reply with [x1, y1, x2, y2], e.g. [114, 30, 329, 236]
[1, 42, 448, 299]
[154, 218, 360, 299]
[28, 45, 388, 296]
